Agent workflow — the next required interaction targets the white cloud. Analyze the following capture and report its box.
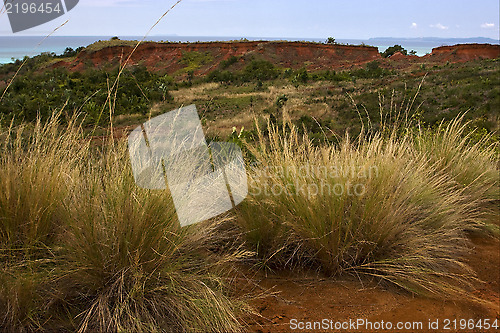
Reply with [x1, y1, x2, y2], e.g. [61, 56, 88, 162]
[481, 23, 495, 29]
[430, 23, 449, 30]
[411, 22, 418, 29]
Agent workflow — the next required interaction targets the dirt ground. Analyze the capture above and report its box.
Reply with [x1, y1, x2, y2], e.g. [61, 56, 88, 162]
[238, 236, 500, 333]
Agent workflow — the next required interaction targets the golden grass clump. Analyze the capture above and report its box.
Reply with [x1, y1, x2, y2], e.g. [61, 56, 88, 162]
[0, 113, 248, 332]
[237, 113, 499, 299]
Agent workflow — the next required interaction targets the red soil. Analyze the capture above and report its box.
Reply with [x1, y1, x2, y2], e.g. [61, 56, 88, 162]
[427, 43, 500, 63]
[52, 41, 500, 77]
[239, 237, 500, 333]
[53, 41, 380, 75]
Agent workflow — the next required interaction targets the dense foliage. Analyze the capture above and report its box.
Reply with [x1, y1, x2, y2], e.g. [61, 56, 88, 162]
[0, 65, 172, 125]
[382, 44, 408, 57]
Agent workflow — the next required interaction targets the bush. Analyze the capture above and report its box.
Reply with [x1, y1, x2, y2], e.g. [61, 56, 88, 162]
[207, 69, 236, 83]
[242, 59, 279, 82]
[0, 67, 168, 125]
[291, 68, 309, 86]
[350, 61, 389, 79]
[220, 55, 239, 69]
[58, 47, 84, 58]
[275, 94, 288, 109]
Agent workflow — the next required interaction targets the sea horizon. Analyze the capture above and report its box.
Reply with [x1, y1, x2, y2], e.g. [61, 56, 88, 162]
[1, 35, 499, 65]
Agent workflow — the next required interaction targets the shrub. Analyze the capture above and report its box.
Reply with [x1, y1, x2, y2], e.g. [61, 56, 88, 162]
[0, 67, 168, 125]
[220, 55, 239, 69]
[242, 59, 279, 82]
[290, 68, 309, 86]
[275, 94, 288, 109]
[207, 69, 236, 83]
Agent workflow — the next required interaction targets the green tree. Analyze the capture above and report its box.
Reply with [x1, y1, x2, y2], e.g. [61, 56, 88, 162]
[326, 37, 336, 44]
[382, 45, 408, 58]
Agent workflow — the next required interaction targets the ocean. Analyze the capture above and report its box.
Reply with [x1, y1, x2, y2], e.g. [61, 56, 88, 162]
[0, 35, 497, 64]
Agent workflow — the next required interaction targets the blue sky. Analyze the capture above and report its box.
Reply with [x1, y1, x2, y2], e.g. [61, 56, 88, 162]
[1, 0, 499, 39]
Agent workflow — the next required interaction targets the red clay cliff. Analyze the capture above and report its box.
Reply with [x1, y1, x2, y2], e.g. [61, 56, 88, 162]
[52, 41, 500, 75]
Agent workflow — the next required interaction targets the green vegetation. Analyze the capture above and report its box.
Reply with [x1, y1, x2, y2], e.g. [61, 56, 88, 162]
[382, 44, 408, 57]
[61, 46, 85, 57]
[326, 37, 336, 44]
[207, 59, 280, 84]
[176, 59, 498, 141]
[219, 55, 239, 69]
[84, 39, 139, 53]
[179, 51, 214, 73]
[2, 52, 498, 139]
[0, 66, 172, 125]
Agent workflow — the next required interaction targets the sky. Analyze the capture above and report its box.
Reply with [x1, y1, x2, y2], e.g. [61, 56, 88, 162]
[0, 0, 499, 39]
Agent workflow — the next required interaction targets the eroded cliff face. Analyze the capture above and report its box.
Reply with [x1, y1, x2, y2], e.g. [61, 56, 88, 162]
[52, 41, 500, 75]
[426, 43, 500, 62]
[53, 41, 381, 74]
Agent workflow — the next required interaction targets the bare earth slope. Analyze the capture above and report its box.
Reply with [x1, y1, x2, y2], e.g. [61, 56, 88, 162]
[52, 41, 500, 76]
[53, 41, 380, 74]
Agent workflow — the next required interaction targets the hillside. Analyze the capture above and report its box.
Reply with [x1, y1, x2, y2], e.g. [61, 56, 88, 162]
[52, 40, 380, 75]
[50, 40, 500, 77]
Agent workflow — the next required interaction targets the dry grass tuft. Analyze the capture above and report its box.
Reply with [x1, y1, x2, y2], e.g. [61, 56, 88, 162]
[236, 110, 498, 300]
[0, 112, 249, 332]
